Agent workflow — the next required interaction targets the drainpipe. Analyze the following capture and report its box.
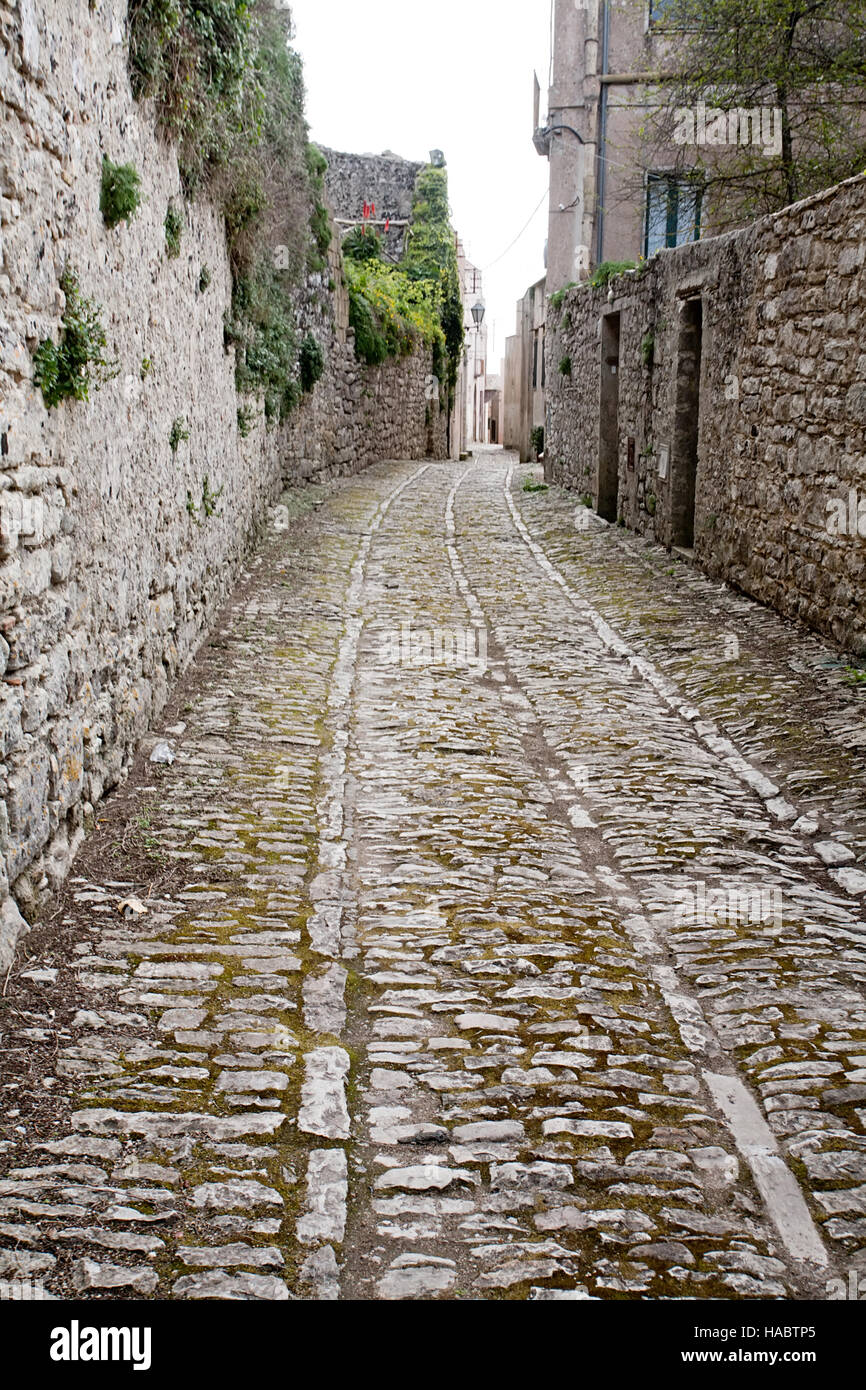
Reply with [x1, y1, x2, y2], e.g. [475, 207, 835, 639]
[596, 0, 611, 267]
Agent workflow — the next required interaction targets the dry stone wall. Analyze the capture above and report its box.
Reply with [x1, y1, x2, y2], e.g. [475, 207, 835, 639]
[546, 174, 866, 655]
[0, 0, 444, 964]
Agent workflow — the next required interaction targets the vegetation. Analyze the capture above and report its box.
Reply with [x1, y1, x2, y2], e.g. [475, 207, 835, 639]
[298, 332, 325, 393]
[640, 330, 655, 369]
[237, 405, 255, 436]
[343, 226, 385, 263]
[523, 477, 548, 494]
[128, 3, 334, 419]
[201, 475, 224, 516]
[589, 260, 636, 289]
[346, 255, 443, 366]
[199, 264, 212, 293]
[32, 267, 118, 409]
[100, 157, 142, 229]
[169, 416, 190, 452]
[164, 201, 184, 258]
[140, 356, 153, 379]
[559, 355, 573, 377]
[403, 165, 464, 415]
[646, 0, 866, 222]
[549, 283, 578, 310]
[530, 426, 545, 459]
[225, 260, 298, 421]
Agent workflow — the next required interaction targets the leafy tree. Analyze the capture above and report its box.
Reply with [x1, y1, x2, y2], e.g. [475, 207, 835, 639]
[644, 0, 866, 224]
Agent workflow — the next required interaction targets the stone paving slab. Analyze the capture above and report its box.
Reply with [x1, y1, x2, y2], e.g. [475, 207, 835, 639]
[1, 451, 865, 1300]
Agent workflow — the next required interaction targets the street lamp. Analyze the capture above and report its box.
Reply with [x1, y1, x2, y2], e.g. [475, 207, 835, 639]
[471, 301, 486, 328]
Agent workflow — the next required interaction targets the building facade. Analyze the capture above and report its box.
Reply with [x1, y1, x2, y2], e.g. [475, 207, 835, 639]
[535, 0, 705, 293]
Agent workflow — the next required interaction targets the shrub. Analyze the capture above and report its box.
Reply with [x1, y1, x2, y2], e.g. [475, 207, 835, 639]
[100, 157, 141, 228]
[348, 284, 388, 366]
[343, 226, 383, 263]
[32, 266, 118, 409]
[164, 201, 184, 258]
[298, 333, 324, 393]
[345, 255, 442, 367]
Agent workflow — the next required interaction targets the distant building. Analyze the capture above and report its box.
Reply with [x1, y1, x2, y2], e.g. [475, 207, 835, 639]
[456, 242, 489, 452]
[503, 277, 546, 463]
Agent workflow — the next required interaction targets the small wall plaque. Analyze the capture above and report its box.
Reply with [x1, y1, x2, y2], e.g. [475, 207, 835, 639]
[658, 444, 670, 481]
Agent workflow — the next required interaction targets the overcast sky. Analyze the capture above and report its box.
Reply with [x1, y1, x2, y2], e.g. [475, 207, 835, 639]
[288, 0, 553, 372]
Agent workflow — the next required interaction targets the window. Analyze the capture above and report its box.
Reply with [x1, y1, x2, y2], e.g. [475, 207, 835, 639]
[648, 0, 673, 22]
[532, 337, 538, 389]
[644, 174, 702, 257]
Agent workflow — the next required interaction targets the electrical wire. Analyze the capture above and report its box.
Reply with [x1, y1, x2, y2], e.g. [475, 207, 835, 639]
[481, 189, 550, 272]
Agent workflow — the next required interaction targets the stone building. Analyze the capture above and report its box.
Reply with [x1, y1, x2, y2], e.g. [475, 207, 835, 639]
[534, 0, 713, 292]
[503, 277, 547, 462]
[545, 173, 866, 655]
[456, 242, 488, 453]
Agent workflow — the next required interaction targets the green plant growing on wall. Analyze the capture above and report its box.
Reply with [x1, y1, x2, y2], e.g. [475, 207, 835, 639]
[647, 493, 658, 516]
[549, 283, 578, 310]
[199, 264, 212, 293]
[164, 201, 184, 257]
[186, 489, 199, 520]
[169, 416, 189, 453]
[100, 157, 142, 228]
[402, 164, 464, 424]
[140, 356, 153, 379]
[640, 330, 655, 370]
[298, 333, 324, 393]
[530, 426, 545, 459]
[237, 405, 255, 437]
[559, 355, 572, 377]
[589, 260, 636, 289]
[32, 266, 118, 409]
[226, 260, 298, 421]
[580, 493, 593, 508]
[345, 256, 442, 367]
[306, 144, 332, 273]
[201, 475, 224, 516]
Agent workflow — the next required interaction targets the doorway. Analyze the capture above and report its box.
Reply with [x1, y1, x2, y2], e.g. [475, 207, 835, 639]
[597, 312, 621, 521]
[671, 297, 703, 549]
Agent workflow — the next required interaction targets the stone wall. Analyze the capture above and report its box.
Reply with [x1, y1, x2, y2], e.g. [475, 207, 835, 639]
[321, 147, 422, 260]
[0, 0, 445, 965]
[280, 236, 447, 480]
[546, 173, 866, 655]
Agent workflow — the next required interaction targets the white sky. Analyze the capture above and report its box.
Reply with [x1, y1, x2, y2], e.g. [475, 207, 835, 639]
[288, 0, 553, 372]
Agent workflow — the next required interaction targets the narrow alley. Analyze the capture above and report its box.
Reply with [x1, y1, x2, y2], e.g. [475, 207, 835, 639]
[3, 451, 865, 1302]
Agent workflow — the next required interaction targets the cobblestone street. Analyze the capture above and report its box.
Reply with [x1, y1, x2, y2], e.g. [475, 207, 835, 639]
[2, 450, 866, 1302]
